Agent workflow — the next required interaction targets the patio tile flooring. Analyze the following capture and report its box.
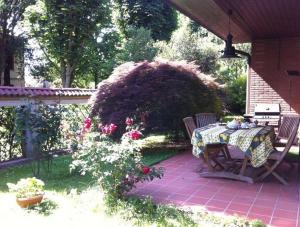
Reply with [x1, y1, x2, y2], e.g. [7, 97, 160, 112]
[132, 150, 300, 227]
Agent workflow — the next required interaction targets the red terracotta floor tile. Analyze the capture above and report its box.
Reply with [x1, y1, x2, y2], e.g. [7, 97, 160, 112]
[185, 195, 209, 205]
[226, 202, 252, 213]
[213, 192, 236, 202]
[193, 190, 216, 198]
[273, 209, 298, 220]
[276, 201, 299, 211]
[232, 196, 255, 205]
[225, 209, 247, 217]
[247, 213, 271, 225]
[271, 218, 297, 227]
[253, 198, 277, 208]
[249, 205, 274, 216]
[131, 151, 300, 220]
[206, 199, 230, 209]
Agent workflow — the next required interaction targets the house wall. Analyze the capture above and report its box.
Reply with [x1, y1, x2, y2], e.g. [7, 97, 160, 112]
[0, 54, 25, 87]
[247, 37, 300, 114]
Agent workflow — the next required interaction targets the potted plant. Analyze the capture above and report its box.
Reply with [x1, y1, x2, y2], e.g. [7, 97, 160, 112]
[7, 177, 45, 208]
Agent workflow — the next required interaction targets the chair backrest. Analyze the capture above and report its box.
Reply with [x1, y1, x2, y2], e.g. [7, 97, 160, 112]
[277, 115, 300, 140]
[183, 117, 196, 139]
[195, 113, 217, 128]
[279, 117, 300, 160]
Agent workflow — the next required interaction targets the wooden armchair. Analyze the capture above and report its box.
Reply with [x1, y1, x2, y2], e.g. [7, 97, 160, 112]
[274, 114, 300, 146]
[256, 117, 300, 185]
[183, 116, 231, 171]
[195, 113, 217, 128]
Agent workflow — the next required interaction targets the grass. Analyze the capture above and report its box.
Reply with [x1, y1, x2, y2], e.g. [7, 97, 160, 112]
[0, 146, 265, 227]
[0, 150, 179, 193]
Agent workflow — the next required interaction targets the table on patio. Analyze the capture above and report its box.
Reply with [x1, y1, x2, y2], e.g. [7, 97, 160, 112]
[191, 124, 275, 183]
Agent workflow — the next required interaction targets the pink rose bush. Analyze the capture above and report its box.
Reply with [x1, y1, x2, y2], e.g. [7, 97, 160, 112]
[71, 116, 164, 198]
[100, 123, 118, 135]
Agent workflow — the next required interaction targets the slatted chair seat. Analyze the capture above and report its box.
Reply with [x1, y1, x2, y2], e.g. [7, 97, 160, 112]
[195, 113, 217, 128]
[256, 115, 300, 185]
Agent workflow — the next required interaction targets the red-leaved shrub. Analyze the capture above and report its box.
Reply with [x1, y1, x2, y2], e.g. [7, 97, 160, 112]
[90, 60, 222, 137]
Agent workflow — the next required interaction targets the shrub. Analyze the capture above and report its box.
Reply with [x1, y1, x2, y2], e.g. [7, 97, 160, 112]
[226, 75, 247, 114]
[71, 117, 163, 198]
[90, 60, 222, 138]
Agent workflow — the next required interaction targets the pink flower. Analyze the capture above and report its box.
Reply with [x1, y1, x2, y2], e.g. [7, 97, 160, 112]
[101, 123, 118, 135]
[125, 117, 134, 126]
[142, 166, 150, 174]
[109, 123, 117, 134]
[84, 118, 92, 129]
[127, 130, 142, 140]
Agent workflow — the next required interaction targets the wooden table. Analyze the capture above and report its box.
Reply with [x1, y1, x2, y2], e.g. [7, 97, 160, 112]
[191, 124, 275, 183]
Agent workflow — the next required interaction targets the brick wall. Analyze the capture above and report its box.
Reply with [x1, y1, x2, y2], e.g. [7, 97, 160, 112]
[248, 38, 300, 114]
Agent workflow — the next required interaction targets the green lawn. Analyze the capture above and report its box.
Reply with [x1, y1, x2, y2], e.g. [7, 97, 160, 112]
[0, 149, 265, 227]
[0, 150, 179, 193]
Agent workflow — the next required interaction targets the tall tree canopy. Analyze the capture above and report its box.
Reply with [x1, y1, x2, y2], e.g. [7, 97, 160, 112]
[114, 0, 177, 41]
[0, 0, 34, 85]
[27, 0, 112, 87]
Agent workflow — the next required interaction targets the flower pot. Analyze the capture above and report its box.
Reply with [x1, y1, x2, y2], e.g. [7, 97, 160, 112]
[16, 194, 44, 208]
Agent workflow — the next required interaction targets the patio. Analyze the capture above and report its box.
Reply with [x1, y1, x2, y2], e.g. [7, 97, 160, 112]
[132, 150, 300, 227]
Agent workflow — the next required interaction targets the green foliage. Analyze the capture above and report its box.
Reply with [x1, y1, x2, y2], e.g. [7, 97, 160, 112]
[7, 177, 44, 198]
[26, 0, 112, 87]
[116, 27, 158, 65]
[26, 199, 58, 216]
[14, 103, 63, 176]
[114, 0, 177, 41]
[105, 195, 266, 227]
[217, 43, 251, 83]
[226, 75, 247, 114]
[105, 195, 197, 226]
[90, 61, 222, 138]
[0, 107, 23, 161]
[156, 17, 220, 74]
[71, 120, 164, 198]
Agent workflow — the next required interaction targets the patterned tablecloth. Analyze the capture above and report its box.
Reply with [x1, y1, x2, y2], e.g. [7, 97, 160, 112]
[191, 125, 275, 168]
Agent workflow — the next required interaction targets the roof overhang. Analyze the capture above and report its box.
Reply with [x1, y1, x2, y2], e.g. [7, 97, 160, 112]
[0, 86, 96, 106]
[167, 0, 300, 43]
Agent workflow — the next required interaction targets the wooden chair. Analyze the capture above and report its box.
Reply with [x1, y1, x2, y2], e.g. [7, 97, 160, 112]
[183, 117, 196, 139]
[195, 113, 217, 128]
[274, 114, 300, 146]
[256, 117, 300, 185]
[183, 117, 231, 170]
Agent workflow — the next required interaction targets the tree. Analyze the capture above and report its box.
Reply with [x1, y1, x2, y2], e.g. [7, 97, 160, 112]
[27, 0, 112, 87]
[74, 29, 120, 88]
[0, 0, 34, 86]
[116, 27, 158, 65]
[114, 0, 177, 41]
[156, 16, 220, 74]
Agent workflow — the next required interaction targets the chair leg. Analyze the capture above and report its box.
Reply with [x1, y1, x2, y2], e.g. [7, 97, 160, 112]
[239, 156, 249, 175]
[256, 163, 288, 185]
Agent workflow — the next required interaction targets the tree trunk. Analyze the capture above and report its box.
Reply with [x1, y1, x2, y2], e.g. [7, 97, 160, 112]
[3, 58, 11, 86]
[61, 59, 75, 87]
[0, 32, 7, 85]
[94, 71, 99, 88]
[65, 64, 74, 87]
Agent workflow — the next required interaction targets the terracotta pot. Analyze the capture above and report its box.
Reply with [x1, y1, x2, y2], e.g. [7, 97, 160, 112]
[16, 194, 44, 208]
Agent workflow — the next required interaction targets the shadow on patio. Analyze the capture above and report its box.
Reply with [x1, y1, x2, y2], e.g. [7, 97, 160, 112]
[131, 150, 300, 227]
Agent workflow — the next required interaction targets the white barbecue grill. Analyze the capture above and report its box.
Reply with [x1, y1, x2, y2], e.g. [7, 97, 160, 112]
[253, 103, 281, 127]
